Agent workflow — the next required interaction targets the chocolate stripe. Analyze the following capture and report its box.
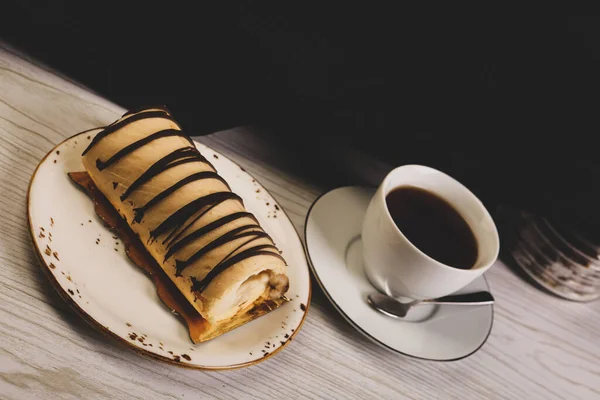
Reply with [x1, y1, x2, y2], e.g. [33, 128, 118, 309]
[133, 171, 230, 223]
[82, 109, 173, 155]
[165, 211, 257, 257]
[96, 129, 193, 170]
[150, 192, 243, 239]
[162, 202, 219, 247]
[191, 245, 284, 292]
[173, 225, 266, 275]
[86, 107, 285, 298]
[120, 147, 210, 201]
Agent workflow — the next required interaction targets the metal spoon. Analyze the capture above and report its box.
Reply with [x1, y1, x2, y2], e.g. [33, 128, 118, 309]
[367, 291, 495, 318]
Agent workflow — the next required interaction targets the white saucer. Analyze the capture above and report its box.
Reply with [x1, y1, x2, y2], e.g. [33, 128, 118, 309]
[304, 186, 494, 361]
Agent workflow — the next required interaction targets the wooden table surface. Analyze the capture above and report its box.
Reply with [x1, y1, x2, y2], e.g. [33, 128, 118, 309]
[1, 42, 599, 400]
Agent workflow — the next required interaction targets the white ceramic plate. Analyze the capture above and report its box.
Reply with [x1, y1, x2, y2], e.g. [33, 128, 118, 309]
[305, 186, 493, 361]
[27, 130, 311, 370]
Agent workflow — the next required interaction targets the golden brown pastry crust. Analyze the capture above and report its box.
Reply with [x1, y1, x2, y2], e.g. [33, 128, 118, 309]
[79, 107, 289, 341]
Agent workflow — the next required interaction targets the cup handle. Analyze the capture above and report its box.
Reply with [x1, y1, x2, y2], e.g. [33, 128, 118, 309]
[425, 291, 495, 305]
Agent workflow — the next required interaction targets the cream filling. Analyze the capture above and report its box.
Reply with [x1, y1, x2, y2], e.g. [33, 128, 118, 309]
[209, 270, 290, 323]
[211, 271, 271, 322]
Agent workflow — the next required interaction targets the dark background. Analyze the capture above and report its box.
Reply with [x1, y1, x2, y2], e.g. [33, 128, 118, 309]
[2, 5, 600, 232]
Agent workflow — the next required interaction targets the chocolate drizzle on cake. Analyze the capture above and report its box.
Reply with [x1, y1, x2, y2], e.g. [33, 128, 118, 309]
[121, 147, 213, 201]
[69, 169, 290, 343]
[192, 245, 284, 292]
[162, 201, 221, 247]
[176, 228, 268, 268]
[165, 212, 257, 259]
[133, 171, 230, 223]
[82, 109, 174, 155]
[84, 108, 286, 294]
[96, 129, 194, 170]
[149, 192, 243, 239]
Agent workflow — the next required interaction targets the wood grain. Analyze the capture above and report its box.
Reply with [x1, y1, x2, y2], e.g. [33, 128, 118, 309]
[0, 41, 599, 400]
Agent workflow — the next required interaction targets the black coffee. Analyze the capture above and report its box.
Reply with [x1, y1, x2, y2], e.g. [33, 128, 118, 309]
[385, 186, 478, 269]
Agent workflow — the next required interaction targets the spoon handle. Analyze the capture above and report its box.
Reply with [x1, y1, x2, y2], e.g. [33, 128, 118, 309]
[425, 291, 495, 306]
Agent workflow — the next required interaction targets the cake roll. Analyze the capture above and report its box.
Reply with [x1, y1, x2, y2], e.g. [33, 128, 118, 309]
[78, 106, 289, 341]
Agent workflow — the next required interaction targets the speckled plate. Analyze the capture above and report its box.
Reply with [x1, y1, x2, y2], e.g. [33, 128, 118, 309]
[27, 130, 311, 370]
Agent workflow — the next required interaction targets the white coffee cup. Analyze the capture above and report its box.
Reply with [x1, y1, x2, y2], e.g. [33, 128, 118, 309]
[362, 165, 500, 300]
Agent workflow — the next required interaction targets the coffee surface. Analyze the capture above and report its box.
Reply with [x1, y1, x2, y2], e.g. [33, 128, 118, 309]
[386, 186, 478, 269]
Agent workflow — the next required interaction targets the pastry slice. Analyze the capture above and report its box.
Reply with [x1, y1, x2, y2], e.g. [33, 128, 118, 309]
[73, 106, 289, 342]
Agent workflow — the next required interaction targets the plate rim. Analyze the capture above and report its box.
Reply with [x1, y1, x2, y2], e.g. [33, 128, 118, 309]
[304, 186, 494, 362]
[27, 129, 312, 371]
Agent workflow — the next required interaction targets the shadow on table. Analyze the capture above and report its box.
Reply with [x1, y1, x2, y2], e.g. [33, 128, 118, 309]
[498, 251, 560, 302]
[307, 275, 400, 353]
[202, 126, 391, 195]
[494, 208, 562, 301]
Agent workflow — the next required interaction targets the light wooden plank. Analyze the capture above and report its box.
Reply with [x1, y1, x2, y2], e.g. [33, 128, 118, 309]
[0, 43, 599, 400]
